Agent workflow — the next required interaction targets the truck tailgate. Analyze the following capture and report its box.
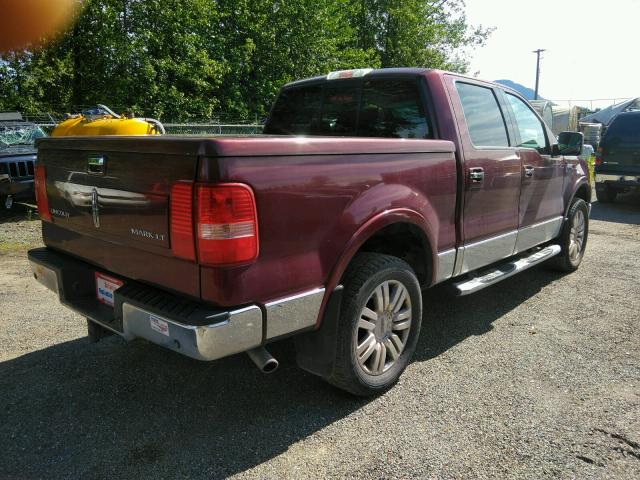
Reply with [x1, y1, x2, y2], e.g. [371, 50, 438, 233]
[37, 136, 206, 299]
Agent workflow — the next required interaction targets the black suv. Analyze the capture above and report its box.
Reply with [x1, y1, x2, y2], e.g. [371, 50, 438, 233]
[595, 111, 640, 203]
[0, 113, 46, 209]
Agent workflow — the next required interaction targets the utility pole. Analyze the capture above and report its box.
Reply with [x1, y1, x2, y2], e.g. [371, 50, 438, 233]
[532, 49, 546, 100]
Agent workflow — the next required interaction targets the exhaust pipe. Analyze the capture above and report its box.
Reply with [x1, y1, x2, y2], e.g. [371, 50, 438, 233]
[247, 347, 279, 374]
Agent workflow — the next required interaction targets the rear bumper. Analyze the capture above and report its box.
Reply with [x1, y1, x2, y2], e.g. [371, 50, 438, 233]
[120, 303, 262, 361]
[28, 247, 324, 361]
[595, 173, 640, 188]
[0, 177, 34, 197]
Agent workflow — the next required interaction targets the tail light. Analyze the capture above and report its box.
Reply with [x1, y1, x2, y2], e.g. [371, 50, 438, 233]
[170, 181, 259, 266]
[595, 147, 603, 166]
[34, 165, 51, 222]
[196, 183, 259, 266]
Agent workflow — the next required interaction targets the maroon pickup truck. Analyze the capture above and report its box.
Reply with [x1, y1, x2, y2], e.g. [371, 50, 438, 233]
[29, 68, 590, 395]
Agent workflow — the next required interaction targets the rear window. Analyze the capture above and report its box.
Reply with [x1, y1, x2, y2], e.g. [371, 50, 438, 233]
[264, 86, 323, 136]
[604, 114, 640, 142]
[265, 78, 431, 139]
[321, 84, 359, 136]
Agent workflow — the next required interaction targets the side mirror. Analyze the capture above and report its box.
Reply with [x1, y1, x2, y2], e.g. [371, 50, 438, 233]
[553, 131, 584, 156]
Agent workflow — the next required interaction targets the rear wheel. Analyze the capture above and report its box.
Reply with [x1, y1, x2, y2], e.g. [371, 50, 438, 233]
[595, 185, 617, 203]
[325, 253, 422, 396]
[550, 198, 589, 272]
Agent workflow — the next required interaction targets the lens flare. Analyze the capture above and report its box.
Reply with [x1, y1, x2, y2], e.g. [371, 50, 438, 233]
[0, 0, 78, 52]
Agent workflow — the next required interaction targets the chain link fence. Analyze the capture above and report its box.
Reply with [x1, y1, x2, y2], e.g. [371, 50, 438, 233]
[19, 111, 264, 136]
[163, 123, 263, 135]
[31, 121, 264, 136]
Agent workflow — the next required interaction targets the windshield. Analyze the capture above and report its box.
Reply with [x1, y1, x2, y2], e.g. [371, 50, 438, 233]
[0, 123, 47, 151]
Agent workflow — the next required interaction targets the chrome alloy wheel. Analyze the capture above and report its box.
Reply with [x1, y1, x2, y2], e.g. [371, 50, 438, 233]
[569, 209, 586, 262]
[354, 280, 412, 376]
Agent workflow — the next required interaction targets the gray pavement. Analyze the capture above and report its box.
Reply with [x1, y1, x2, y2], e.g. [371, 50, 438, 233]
[0, 194, 638, 479]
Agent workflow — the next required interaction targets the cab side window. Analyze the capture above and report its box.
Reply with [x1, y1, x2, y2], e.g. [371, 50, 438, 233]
[505, 93, 548, 153]
[456, 82, 510, 148]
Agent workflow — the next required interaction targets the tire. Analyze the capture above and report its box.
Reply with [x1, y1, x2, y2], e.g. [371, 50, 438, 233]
[550, 198, 589, 272]
[595, 185, 616, 203]
[325, 253, 422, 396]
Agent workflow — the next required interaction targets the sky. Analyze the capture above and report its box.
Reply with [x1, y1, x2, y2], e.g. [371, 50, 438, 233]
[463, 0, 640, 108]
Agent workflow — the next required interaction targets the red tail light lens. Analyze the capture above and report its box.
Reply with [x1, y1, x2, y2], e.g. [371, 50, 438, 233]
[34, 165, 51, 222]
[595, 147, 603, 166]
[170, 181, 196, 261]
[196, 183, 259, 266]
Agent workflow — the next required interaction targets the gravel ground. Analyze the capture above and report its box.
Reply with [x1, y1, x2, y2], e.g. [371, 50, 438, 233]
[0, 196, 639, 479]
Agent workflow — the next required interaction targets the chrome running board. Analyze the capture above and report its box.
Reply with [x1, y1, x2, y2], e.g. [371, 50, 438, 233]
[453, 245, 561, 296]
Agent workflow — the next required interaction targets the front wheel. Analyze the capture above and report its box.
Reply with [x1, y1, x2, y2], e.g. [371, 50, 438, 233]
[325, 253, 422, 396]
[550, 198, 589, 272]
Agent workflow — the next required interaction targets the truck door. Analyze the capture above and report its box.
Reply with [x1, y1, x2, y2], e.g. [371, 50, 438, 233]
[450, 80, 522, 273]
[501, 92, 565, 253]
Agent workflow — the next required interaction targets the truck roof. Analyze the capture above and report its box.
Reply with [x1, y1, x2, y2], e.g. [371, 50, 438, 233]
[283, 68, 520, 97]
[284, 67, 435, 89]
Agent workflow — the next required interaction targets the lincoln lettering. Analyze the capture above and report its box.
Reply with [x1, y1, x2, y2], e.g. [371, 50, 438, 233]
[50, 208, 70, 218]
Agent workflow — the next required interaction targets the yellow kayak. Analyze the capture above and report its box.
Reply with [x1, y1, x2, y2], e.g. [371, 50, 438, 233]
[51, 105, 164, 136]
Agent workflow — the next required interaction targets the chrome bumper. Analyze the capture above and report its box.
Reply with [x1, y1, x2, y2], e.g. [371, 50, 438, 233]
[29, 248, 325, 362]
[120, 303, 263, 361]
[595, 173, 640, 185]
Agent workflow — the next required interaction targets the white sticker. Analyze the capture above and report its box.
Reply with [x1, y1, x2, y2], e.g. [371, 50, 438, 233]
[95, 272, 123, 307]
[149, 315, 170, 337]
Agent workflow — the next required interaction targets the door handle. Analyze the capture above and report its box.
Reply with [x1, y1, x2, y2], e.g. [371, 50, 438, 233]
[468, 167, 484, 188]
[523, 165, 535, 178]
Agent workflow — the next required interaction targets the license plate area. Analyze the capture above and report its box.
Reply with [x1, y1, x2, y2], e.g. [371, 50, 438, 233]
[95, 272, 124, 307]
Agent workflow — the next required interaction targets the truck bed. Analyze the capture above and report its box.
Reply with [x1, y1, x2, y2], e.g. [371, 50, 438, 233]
[37, 135, 457, 305]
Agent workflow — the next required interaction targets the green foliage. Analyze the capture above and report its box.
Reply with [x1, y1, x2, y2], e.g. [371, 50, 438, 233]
[587, 154, 595, 180]
[0, 0, 490, 121]
[348, 0, 490, 71]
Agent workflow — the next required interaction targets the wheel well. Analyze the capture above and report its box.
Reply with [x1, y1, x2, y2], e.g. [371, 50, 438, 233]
[355, 223, 431, 286]
[574, 184, 591, 204]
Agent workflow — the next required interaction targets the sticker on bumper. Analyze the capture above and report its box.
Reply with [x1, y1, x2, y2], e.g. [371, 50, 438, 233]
[95, 272, 123, 307]
[149, 315, 170, 336]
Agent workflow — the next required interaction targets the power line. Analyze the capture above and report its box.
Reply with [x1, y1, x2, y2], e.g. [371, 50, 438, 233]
[549, 98, 633, 103]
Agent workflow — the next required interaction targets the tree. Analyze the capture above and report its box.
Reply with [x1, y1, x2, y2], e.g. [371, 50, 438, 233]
[0, 0, 490, 120]
[349, 0, 491, 71]
[214, 0, 378, 117]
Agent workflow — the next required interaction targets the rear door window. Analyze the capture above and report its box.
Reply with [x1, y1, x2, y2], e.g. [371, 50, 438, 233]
[265, 78, 431, 138]
[455, 82, 509, 148]
[505, 93, 548, 153]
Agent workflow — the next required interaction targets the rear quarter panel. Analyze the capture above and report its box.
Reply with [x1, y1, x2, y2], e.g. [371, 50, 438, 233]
[198, 139, 457, 306]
